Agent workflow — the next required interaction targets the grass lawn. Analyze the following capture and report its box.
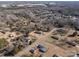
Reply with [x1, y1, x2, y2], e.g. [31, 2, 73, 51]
[46, 36, 56, 44]
[0, 38, 8, 49]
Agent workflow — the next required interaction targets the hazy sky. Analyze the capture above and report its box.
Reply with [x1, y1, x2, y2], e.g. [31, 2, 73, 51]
[0, 0, 79, 1]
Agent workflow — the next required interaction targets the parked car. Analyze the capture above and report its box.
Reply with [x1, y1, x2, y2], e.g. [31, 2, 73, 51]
[29, 48, 36, 54]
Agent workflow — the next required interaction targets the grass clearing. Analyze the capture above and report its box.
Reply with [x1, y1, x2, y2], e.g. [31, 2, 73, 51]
[29, 36, 37, 45]
[0, 38, 8, 49]
[46, 35, 56, 44]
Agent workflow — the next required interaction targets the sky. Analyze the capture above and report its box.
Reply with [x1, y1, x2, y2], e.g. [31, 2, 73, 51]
[0, 0, 79, 1]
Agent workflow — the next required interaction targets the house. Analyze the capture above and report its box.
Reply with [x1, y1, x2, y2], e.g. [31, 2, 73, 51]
[8, 34, 14, 37]
[65, 41, 77, 46]
[37, 44, 47, 53]
[34, 31, 42, 34]
[67, 30, 77, 37]
[0, 30, 5, 34]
